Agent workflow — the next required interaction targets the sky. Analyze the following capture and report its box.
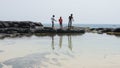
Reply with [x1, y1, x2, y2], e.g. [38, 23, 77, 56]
[0, 0, 120, 24]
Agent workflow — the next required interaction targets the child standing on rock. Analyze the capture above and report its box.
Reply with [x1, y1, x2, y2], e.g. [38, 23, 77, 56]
[58, 17, 63, 29]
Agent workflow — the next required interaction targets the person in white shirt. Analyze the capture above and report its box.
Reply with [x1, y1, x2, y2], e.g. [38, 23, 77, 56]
[51, 15, 56, 28]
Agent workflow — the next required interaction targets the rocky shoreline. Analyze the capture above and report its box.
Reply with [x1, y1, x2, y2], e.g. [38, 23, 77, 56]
[0, 21, 120, 38]
[0, 21, 85, 34]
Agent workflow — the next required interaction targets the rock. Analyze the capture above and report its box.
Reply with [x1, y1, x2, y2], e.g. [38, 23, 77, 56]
[0, 21, 43, 33]
[0, 21, 43, 28]
[34, 29, 56, 33]
[44, 27, 53, 30]
[33, 22, 43, 27]
[103, 28, 114, 33]
[106, 28, 120, 36]
[57, 29, 85, 33]
[113, 28, 120, 32]
[97, 30, 104, 34]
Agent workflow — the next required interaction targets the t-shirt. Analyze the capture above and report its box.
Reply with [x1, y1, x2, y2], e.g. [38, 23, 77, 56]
[69, 16, 73, 21]
[59, 18, 62, 24]
[51, 17, 55, 23]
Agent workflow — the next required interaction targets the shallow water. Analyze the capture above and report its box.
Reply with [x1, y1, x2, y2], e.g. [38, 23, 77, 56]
[0, 33, 120, 68]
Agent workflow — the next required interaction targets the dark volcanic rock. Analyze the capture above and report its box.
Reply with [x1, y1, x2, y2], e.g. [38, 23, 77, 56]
[0, 21, 43, 28]
[0, 21, 86, 34]
[0, 21, 43, 33]
[34, 29, 56, 33]
[103, 28, 114, 33]
[96, 28, 104, 31]
[57, 29, 85, 33]
[113, 28, 120, 32]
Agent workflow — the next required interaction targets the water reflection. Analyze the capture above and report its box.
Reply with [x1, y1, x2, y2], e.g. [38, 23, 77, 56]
[0, 33, 120, 68]
[0, 50, 3, 53]
[2, 53, 51, 68]
[0, 33, 82, 39]
[1, 52, 67, 68]
[51, 35, 55, 50]
[51, 34, 73, 51]
[0, 63, 3, 68]
[59, 35, 63, 49]
[115, 34, 120, 38]
[0, 32, 120, 39]
[0, 34, 77, 68]
[68, 35, 72, 51]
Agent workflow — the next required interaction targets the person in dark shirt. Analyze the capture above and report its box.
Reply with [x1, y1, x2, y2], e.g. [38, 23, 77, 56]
[68, 14, 74, 29]
[58, 17, 63, 29]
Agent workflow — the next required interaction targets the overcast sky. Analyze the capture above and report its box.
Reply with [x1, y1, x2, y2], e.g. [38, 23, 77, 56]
[0, 0, 120, 24]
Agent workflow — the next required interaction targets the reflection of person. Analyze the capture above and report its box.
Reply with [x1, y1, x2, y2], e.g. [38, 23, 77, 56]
[59, 35, 63, 48]
[58, 17, 63, 29]
[68, 14, 74, 29]
[51, 35, 55, 50]
[51, 15, 56, 28]
[51, 35, 72, 51]
[68, 35, 72, 51]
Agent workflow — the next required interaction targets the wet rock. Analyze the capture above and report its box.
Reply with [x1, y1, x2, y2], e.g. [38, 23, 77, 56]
[113, 28, 120, 32]
[57, 29, 85, 33]
[105, 28, 120, 35]
[103, 28, 114, 33]
[34, 29, 56, 33]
